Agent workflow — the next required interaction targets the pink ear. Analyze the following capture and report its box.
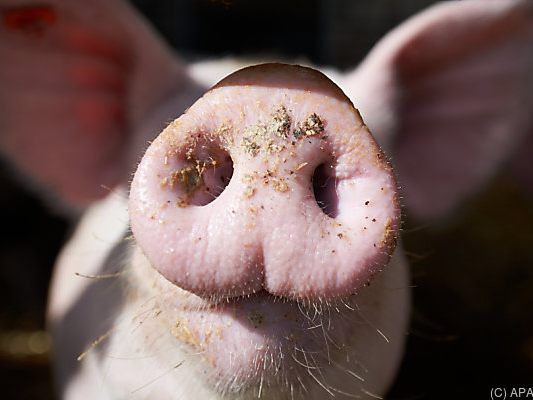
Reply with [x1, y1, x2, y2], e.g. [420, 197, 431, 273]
[344, 0, 533, 220]
[0, 0, 199, 208]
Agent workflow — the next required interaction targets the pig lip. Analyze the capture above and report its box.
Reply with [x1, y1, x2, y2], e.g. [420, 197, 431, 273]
[169, 286, 321, 313]
[133, 248, 376, 394]
[170, 284, 357, 312]
[192, 289, 282, 308]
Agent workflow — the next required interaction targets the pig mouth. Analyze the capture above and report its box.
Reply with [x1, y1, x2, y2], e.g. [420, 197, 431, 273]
[130, 248, 374, 397]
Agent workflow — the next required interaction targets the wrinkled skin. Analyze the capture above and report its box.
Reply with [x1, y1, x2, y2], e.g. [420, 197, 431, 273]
[0, 0, 532, 399]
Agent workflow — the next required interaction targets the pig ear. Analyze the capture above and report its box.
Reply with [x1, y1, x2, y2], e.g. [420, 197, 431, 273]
[345, 0, 533, 220]
[0, 0, 190, 209]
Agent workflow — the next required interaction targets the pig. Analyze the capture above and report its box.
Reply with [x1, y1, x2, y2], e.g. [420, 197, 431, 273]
[50, 64, 408, 400]
[0, 0, 532, 399]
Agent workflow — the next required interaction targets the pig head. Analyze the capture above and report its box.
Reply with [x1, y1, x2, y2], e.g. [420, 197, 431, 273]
[0, 0, 532, 399]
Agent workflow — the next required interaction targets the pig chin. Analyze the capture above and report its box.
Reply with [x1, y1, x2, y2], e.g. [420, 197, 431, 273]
[126, 245, 407, 399]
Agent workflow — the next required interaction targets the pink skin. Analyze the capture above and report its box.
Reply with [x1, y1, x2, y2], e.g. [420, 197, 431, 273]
[130, 64, 399, 301]
[1, 0, 532, 399]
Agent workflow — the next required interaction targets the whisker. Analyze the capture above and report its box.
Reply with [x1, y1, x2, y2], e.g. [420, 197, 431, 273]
[320, 320, 331, 363]
[354, 303, 390, 343]
[130, 361, 184, 394]
[291, 352, 317, 370]
[77, 327, 116, 361]
[330, 385, 361, 398]
[296, 374, 308, 393]
[74, 271, 123, 279]
[258, 373, 264, 398]
[360, 388, 383, 399]
[307, 368, 335, 397]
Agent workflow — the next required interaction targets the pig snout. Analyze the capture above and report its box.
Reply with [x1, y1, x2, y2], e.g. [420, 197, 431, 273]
[130, 63, 400, 301]
[121, 63, 405, 397]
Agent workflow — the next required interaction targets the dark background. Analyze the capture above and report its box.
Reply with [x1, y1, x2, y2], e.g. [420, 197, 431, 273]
[1, 0, 532, 398]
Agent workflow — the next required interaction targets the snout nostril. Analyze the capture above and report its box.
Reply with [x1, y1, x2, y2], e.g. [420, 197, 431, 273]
[312, 163, 339, 218]
[195, 154, 233, 205]
[171, 147, 234, 207]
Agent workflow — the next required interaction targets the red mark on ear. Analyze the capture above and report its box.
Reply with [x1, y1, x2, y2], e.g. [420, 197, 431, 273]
[2, 5, 57, 36]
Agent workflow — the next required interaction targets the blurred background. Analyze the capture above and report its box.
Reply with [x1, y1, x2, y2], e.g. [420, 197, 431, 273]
[1, 0, 532, 398]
